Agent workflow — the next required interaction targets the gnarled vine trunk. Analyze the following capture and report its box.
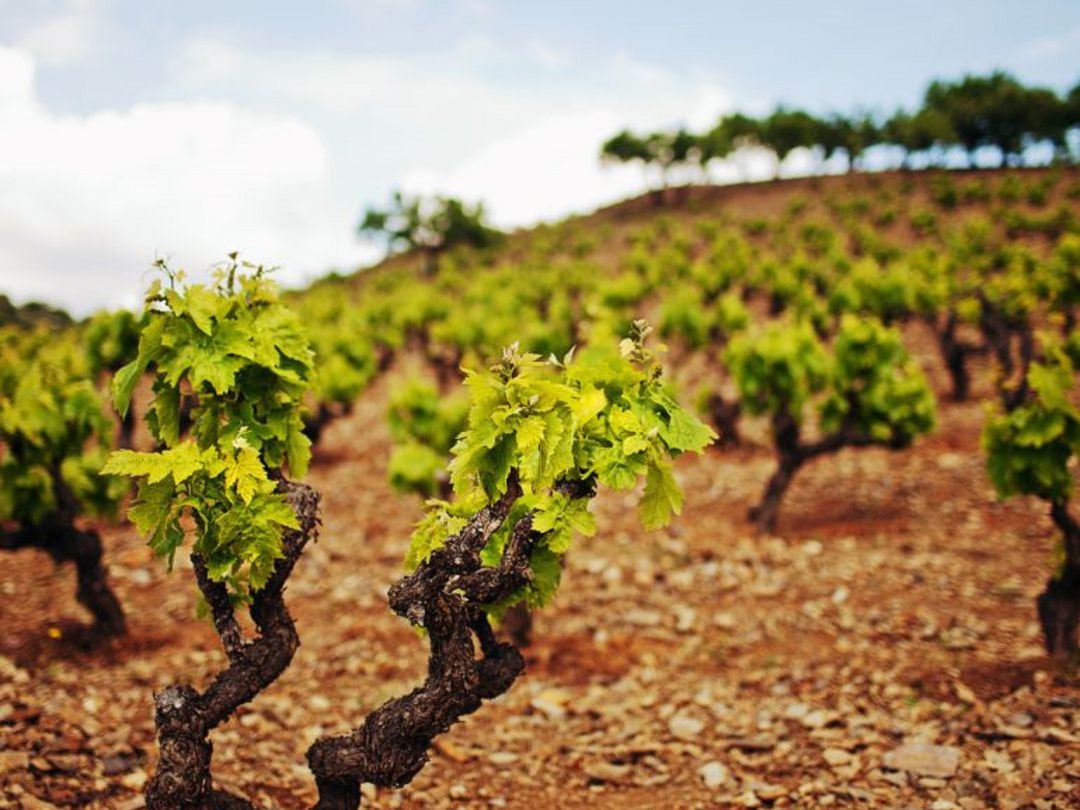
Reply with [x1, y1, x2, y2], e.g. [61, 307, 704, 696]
[1037, 501, 1080, 658]
[706, 391, 742, 448]
[930, 312, 982, 402]
[307, 474, 593, 808]
[0, 523, 125, 638]
[1, 463, 125, 639]
[145, 479, 319, 810]
[749, 407, 900, 534]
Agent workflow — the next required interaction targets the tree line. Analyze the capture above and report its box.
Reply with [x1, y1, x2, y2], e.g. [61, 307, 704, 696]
[601, 71, 1080, 185]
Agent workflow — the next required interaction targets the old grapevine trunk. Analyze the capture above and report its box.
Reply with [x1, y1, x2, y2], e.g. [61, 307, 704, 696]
[749, 408, 893, 534]
[931, 312, 981, 403]
[306, 474, 593, 809]
[707, 391, 742, 448]
[145, 480, 319, 810]
[1037, 501, 1080, 658]
[0, 523, 125, 638]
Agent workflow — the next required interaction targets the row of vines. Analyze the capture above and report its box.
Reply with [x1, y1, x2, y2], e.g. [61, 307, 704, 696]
[1, 168, 1078, 806]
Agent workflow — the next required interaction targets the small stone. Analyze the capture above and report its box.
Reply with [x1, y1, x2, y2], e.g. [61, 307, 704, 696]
[982, 750, 1013, 772]
[782, 703, 810, 720]
[1044, 728, 1079, 744]
[879, 769, 909, 787]
[674, 605, 697, 633]
[801, 709, 830, 729]
[752, 783, 787, 801]
[698, 761, 729, 788]
[434, 739, 471, 762]
[308, 695, 332, 712]
[726, 735, 776, 752]
[129, 567, 152, 586]
[448, 783, 469, 799]
[930, 801, 960, 810]
[120, 769, 148, 790]
[1006, 712, 1034, 727]
[822, 747, 852, 766]
[953, 681, 979, 705]
[45, 754, 81, 772]
[0, 751, 29, 773]
[668, 713, 705, 741]
[583, 760, 630, 783]
[737, 790, 761, 808]
[531, 688, 571, 720]
[625, 609, 663, 627]
[19, 796, 61, 810]
[488, 752, 518, 765]
[882, 743, 961, 779]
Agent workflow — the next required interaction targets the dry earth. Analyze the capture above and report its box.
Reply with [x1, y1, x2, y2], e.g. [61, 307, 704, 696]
[4, 168, 1080, 808]
[3, 345, 1080, 809]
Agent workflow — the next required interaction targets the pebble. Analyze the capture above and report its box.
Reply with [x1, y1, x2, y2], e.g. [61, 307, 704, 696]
[882, 743, 961, 778]
[448, 783, 469, 799]
[583, 760, 630, 783]
[752, 782, 787, 801]
[698, 761, 729, 788]
[530, 688, 571, 720]
[822, 747, 852, 766]
[120, 769, 148, 790]
[726, 735, 777, 751]
[736, 790, 761, 808]
[801, 709, 830, 729]
[0, 751, 29, 773]
[668, 713, 705, 740]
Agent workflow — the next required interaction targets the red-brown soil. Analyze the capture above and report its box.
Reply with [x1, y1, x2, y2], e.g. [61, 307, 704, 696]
[4, 168, 1080, 808]
[3, 363, 1079, 809]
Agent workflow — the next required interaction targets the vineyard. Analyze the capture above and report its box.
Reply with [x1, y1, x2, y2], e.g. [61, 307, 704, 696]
[2, 166, 1080, 808]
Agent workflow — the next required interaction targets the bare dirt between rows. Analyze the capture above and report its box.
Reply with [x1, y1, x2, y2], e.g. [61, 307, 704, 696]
[3, 363, 1079, 809]
[5, 167, 1080, 808]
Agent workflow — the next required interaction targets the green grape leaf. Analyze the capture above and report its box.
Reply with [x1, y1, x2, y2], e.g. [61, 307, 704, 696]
[640, 461, 683, 530]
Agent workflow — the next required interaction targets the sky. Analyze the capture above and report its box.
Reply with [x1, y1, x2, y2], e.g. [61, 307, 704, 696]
[1, 0, 1079, 315]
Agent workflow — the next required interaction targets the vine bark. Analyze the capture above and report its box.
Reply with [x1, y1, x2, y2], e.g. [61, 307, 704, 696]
[145, 479, 320, 809]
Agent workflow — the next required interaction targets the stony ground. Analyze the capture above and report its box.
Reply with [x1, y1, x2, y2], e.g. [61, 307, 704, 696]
[2, 340, 1079, 809]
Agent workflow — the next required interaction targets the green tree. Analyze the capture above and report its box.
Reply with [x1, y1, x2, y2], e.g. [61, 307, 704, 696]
[600, 127, 703, 203]
[923, 71, 1061, 166]
[759, 107, 825, 175]
[359, 191, 502, 275]
[701, 113, 764, 178]
[818, 113, 880, 171]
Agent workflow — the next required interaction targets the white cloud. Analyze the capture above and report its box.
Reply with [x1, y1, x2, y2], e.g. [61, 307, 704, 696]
[525, 41, 572, 72]
[0, 28, 735, 314]
[171, 37, 734, 223]
[402, 111, 647, 226]
[14, 0, 110, 67]
[1019, 26, 1080, 62]
[0, 46, 371, 315]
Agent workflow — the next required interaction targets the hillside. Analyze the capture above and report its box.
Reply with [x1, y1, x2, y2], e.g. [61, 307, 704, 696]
[3, 167, 1080, 809]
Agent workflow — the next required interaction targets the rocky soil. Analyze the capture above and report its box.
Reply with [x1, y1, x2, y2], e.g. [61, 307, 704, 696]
[2, 357, 1079, 809]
